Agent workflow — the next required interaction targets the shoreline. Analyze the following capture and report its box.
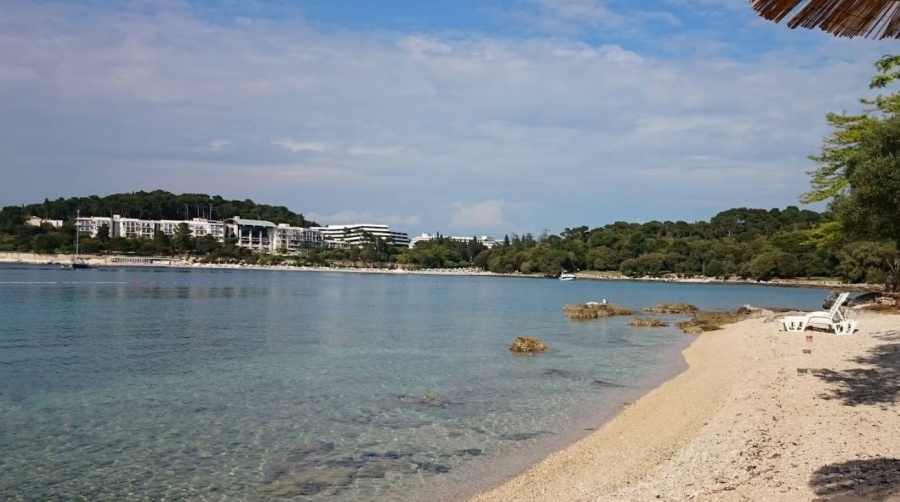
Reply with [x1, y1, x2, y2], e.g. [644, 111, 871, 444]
[468, 309, 900, 501]
[0, 253, 873, 291]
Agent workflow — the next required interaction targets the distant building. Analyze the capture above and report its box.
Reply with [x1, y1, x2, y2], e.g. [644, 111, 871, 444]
[273, 223, 324, 253]
[312, 224, 411, 248]
[76, 216, 113, 237]
[116, 216, 156, 239]
[408, 233, 498, 249]
[25, 217, 64, 228]
[158, 218, 226, 241]
[75, 215, 154, 239]
[72, 214, 322, 254]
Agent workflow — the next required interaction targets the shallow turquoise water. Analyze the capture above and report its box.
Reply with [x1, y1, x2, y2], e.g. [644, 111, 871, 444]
[0, 265, 829, 501]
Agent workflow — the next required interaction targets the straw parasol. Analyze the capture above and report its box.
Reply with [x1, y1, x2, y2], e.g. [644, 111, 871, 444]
[749, 0, 900, 39]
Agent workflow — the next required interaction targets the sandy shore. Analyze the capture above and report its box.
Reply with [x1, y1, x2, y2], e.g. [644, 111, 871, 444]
[470, 310, 900, 502]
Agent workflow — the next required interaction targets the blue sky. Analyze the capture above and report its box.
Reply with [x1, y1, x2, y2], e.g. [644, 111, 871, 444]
[0, 0, 895, 236]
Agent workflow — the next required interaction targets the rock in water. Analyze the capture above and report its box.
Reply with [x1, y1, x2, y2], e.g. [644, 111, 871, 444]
[419, 394, 440, 405]
[509, 336, 548, 353]
[676, 309, 749, 333]
[849, 292, 880, 306]
[628, 317, 669, 327]
[562, 302, 632, 319]
[822, 290, 858, 309]
[641, 303, 698, 314]
[822, 291, 840, 310]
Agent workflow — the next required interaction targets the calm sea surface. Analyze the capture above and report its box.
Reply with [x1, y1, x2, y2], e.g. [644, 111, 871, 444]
[0, 265, 830, 501]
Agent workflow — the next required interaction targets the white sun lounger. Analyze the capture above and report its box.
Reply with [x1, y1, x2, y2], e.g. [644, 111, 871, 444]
[780, 292, 857, 335]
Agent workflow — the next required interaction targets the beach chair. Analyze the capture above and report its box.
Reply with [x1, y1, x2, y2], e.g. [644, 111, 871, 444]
[780, 292, 857, 335]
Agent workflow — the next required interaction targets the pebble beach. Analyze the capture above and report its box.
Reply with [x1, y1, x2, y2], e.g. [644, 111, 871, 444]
[469, 310, 900, 501]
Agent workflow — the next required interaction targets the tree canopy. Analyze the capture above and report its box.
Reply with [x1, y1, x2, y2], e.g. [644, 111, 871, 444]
[804, 55, 900, 289]
[1, 190, 318, 227]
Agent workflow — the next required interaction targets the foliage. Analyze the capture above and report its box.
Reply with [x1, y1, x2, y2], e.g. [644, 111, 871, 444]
[834, 113, 900, 248]
[2, 191, 898, 285]
[870, 54, 900, 89]
[804, 55, 900, 290]
[1, 190, 318, 227]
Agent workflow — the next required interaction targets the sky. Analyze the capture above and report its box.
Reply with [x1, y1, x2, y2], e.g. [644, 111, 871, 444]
[0, 0, 896, 237]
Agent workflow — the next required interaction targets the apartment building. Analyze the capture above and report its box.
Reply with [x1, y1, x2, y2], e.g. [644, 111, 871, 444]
[71, 215, 323, 254]
[312, 224, 411, 248]
[158, 218, 226, 240]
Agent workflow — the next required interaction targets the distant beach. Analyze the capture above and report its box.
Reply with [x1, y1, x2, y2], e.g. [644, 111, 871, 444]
[469, 309, 900, 502]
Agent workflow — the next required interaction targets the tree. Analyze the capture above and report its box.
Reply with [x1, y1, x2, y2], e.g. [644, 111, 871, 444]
[173, 223, 193, 254]
[96, 223, 111, 242]
[803, 56, 900, 204]
[835, 113, 900, 247]
[805, 55, 900, 289]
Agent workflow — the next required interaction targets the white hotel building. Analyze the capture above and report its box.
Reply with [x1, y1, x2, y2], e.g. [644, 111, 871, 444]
[311, 224, 411, 248]
[73, 215, 408, 254]
[408, 233, 499, 249]
[158, 219, 226, 241]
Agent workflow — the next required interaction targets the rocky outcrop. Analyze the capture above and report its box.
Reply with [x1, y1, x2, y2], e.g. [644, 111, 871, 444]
[641, 303, 698, 314]
[676, 309, 749, 334]
[509, 336, 548, 353]
[849, 292, 881, 307]
[628, 317, 669, 328]
[563, 302, 632, 319]
[736, 304, 779, 322]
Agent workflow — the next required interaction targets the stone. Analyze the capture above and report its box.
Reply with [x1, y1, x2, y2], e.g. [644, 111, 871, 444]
[628, 317, 669, 328]
[419, 394, 440, 405]
[676, 309, 750, 333]
[848, 292, 880, 306]
[562, 302, 632, 319]
[641, 303, 698, 314]
[509, 336, 548, 353]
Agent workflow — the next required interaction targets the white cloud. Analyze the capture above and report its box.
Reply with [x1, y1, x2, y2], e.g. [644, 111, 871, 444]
[528, 0, 617, 22]
[348, 145, 405, 156]
[273, 139, 330, 153]
[307, 209, 421, 228]
[0, 1, 887, 237]
[208, 138, 231, 151]
[450, 200, 507, 230]
[398, 35, 453, 56]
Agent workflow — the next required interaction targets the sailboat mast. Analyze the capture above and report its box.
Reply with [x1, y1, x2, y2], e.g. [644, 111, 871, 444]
[74, 210, 80, 259]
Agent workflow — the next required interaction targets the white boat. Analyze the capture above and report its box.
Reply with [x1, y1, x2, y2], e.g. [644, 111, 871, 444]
[559, 271, 576, 281]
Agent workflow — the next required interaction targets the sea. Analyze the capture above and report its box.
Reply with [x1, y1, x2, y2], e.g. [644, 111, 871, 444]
[0, 265, 832, 501]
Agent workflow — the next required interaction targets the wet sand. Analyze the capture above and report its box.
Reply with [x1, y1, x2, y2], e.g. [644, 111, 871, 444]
[470, 310, 900, 501]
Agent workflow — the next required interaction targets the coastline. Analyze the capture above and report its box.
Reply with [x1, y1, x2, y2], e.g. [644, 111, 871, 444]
[0, 252, 872, 291]
[468, 310, 900, 501]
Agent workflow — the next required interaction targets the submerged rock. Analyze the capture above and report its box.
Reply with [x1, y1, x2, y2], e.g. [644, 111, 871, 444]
[419, 394, 440, 405]
[500, 431, 547, 441]
[591, 379, 626, 388]
[509, 336, 548, 353]
[628, 317, 669, 328]
[641, 303, 698, 314]
[260, 443, 456, 497]
[562, 302, 632, 319]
